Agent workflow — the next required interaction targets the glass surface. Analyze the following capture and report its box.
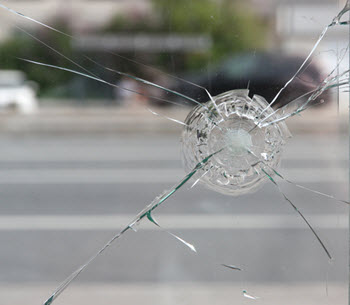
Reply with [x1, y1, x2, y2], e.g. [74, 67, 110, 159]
[0, 1, 348, 305]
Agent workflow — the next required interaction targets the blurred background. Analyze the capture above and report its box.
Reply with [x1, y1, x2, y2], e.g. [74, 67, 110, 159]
[0, 0, 348, 304]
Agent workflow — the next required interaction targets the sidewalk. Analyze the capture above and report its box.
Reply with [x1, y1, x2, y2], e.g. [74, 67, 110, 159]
[0, 282, 346, 305]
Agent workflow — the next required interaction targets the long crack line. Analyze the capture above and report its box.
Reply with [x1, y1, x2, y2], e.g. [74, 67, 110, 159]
[42, 148, 223, 305]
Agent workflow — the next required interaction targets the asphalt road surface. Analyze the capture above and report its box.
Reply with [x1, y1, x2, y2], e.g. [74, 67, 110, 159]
[0, 132, 348, 305]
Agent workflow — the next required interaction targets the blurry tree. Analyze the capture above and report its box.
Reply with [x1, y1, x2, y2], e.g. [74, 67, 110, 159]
[0, 1, 267, 97]
[104, 0, 267, 71]
[153, 0, 267, 70]
[0, 19, 74, 96]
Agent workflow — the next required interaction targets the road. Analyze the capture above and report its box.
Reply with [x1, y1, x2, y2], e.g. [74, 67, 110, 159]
[0, 132, 347, 305]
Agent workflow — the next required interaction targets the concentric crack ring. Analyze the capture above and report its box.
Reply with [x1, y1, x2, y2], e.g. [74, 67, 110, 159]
[181, 89, 290, 196]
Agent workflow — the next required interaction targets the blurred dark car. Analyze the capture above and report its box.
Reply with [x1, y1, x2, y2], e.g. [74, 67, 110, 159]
[170, 52, 329, 108]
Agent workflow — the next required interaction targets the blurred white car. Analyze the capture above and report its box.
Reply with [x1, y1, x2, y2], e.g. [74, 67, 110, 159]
[0, 70, 38, 114]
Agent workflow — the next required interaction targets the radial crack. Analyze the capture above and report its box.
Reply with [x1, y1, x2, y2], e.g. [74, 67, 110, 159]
[260, 0, 350, 114]
[42, 148, 222, 305]
[261, 168, 332, 260]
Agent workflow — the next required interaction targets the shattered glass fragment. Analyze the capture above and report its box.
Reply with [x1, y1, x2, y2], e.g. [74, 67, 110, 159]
[146, 211, 197, 252]
[221, 264, 242, 271]
[147, 108, 189, 126]
[181, 89, 290, 195]
[243, 290, 260, 300]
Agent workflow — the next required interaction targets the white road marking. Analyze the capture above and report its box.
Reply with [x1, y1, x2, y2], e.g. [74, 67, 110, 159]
[0, 153, 345, 161]
[0, 153, 180, 162]
[0, 142, 345, 162]
[0, 214, 346, 230]
[0, 168, 346, 183]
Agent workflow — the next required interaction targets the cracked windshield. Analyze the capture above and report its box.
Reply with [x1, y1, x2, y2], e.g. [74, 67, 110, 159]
[0, 0, 349, 305]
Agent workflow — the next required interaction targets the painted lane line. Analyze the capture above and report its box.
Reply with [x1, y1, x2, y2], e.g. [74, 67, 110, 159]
[0, 168, 346, 184]
[0, 214, 346, 230]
